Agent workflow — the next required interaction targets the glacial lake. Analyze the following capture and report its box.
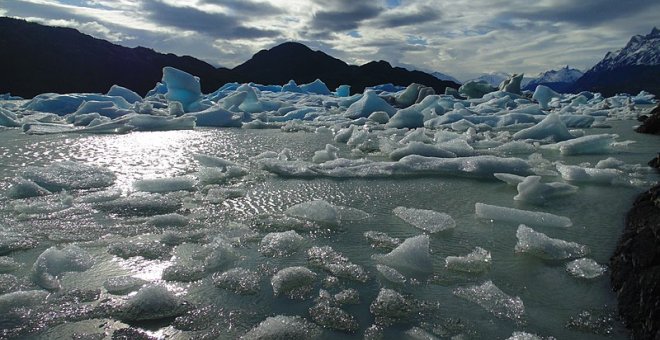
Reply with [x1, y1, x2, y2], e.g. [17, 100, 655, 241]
[0, 117, 658, 339]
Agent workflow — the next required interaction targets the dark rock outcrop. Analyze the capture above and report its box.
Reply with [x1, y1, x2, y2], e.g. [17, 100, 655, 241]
[636, 104, 660, 134]
[649, 154, 660, 170]
[610, 184, 660, 339]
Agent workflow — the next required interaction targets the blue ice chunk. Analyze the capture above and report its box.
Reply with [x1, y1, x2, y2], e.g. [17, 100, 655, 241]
[107, 85, 142, 104]
[0, 107, 21, 127]
[345, 91, 396, 119]
[162, 67, 202, 112]
[513, 113, 575, 142]
[300, 79, 331, 95]
[185, 105, 243, 127]
[281, 80, 304, 93]
[23, 93, 132, 115]
[335, 85, 350, 97]
[72, 100, 133, 119]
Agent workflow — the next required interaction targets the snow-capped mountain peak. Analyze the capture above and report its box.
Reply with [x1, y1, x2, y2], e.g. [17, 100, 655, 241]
[533, 66, 584, 84]
[431, 71, 462, 84]
[592, 27, 660, 72]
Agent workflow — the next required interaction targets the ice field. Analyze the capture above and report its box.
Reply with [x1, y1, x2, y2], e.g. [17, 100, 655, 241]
[0, 68, 658, 339]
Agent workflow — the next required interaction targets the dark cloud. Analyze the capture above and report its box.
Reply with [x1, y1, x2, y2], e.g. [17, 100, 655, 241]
[142, 1, 280, 39]
[310, 1, 383, 32]
[502, 0, 660, 27]
[198, 0, 283, 16]
[374, 6, 441, 28]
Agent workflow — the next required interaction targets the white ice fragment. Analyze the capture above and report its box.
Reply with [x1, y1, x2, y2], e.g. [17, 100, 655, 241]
[146, 213, 189, 227]
[285, 200, 340, 227]
[308, 302, 358, 332]
[376, 264, 407, 284]
[312, 144, 339, 163]
[197, 166, 247, 184]
[475, 203, 572, 228]
[453, 280, 525, 321]
[494, 173, 527, 186]
[373, 235, 432, 275]
[202, 237, 238, 272]
[445, 247, 491, 273]
[364, 231, 401, 250]
[308, 246, 368, 282]
[271, 266, 317, 296]
[21, 161, 116, 192]
[194, 153, 237, 168]
[393, 206, 456, 233]
[108, 239, 171, 260]
[513, 113, 574, 142]
[213, 268, 260, 295]
[241, 315, 321, 340]
[532, 85, 560, 110]
[94, 192, 181, 216]
[259, 230, 304, 257]
[515, 225, 589, 260]
[595, 157, 626, 169]
[514, 176, 578, 205]
[107, 84, 142, 104]
[566, 258, 606, 279]
[115, 284, 189, 321]
[32, 245, 95, 290]
[103, 276, 147, 295]
[133, 176, 196, 193]
[0, 290, 50, 313]
[368, 110, 390, 124]
[506, 331, 545, 340]
[369, 288, 412, 318]
[390, 142, 456, 161]
[5, 178, 51, 199]
[542, 134, 618, 155]
[77, 188, 122, 203]
[556, 163, 625, 185]
[404, 327, 440, 340]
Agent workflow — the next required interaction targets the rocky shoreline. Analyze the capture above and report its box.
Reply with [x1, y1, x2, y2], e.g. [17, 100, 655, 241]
[611, 104, 660, 339]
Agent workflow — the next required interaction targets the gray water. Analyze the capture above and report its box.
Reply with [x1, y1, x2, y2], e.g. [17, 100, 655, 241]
[0, 119, 658, 339]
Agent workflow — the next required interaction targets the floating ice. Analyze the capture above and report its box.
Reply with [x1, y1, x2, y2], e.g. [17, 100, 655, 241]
[241, 315, 321, 339]
[282, 80, 303, 93]
[0, 257, 20, 273]
[213, 268, 260, 295]
[404, 327, 440, 340]
[201, 237, 238, 272]
[107, 84, 141, 103]
[344, 91, 396, 119]
[0, 228, 37, 255]
[114, 284, 189, 322]
[445, 247, 491, 273]
[133, 176, 196, 193]
[334, 289, 360, 305]
[11, 190, 73, 215]
[364, 231, 401, 250]
[259, 230, 304, 257]
[566, 258, 606, 279]
[453, 280, 525, 321]
[94, 192, 181, 216]
[532, 85, 560, 109]
[373, 235, 432, 275]
[21, 161, 116, 192]
[72, 100, 132, 119]
[389, 142, 456, 161]
[513, 113, 574, 142]
[312, 144, 339, 163]
[376, 264, 407, 284]
[300, 79, 331, 95]
[494, 173, 527, 186]
[308, 246, 368, 282]
[163, 67, 202, 112]
[285, 200, 340, 227]
[271, 266, 317, 296]
[0, 290, 49, 313]
[514, 176, 578, 205]
[370, 288, 412, 319]
[393, 206, 456, 233]
[309, 302, 358, 332]
[506, 331, 545, 340]
[542, 134, 618, 155]
[475, 203, 572, 228]
[32, 245, 95, 290]
[387, 108, 425, 129]
[556, 163, 625, 185]
[5, 178, 51, 199]
[103, 276, 147, 295]
[24, 93, 131, 115]
[515, 225, 589, 260]
[162, 263, 205, 282]
[146, 213, 189, 227]
[108, 239, 171, 260]
[368, 111, 390, 124]
[185, 105, 243, 127]
[459, 81, 496, 99]
[0, 107, 21, 127]
[197, 166, 248, 185]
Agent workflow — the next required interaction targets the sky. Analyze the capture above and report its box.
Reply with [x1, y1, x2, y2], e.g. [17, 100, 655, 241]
[1, 0, 658, 81]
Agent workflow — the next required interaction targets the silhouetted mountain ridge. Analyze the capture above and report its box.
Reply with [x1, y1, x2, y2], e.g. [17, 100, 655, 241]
[0, 18, 459, 98]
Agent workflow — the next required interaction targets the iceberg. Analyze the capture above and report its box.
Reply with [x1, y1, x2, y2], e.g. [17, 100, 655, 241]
[542, 134, 618, 155]
[307, 246, 368, 282]
[514, 176, 578, 205]
[213, 267, 260, 295]
[258, 230, 304, 257]
[162, 67, 202, 112]
[373, 235, 432, 275]
[515, 225, 589, 260]
[389, 142, 456, 161]
[344, 91, 396, 119]
[475, 202, 572, 228]
[300, 79, 331, 95]
[282, 80, 304, 93]
[513, 113, 574, 142]
[31, 245, 95, 290]
[532, 85, 560, 110]
[284, 200, 340, 227]
[270, 266, 317, 296]
[393, 206, 456, 233]
[565, 258, 606, 279]
[369, 288, 412, 319]
[21, 161, 116, 192]
[113, 284, 190, 322]
[445, 247, 491, 273]
[241, 315, 321, 339]
[453, 280, 525, 321]
[107, 84, 142, 103]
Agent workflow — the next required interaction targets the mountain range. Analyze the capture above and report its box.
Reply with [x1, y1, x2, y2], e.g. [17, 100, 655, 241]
[0, 17, 457, 98]
[0, 17, 657, 98]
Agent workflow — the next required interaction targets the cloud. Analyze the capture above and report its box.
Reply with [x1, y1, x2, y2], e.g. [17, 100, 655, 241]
[309, 1, 383, 32]
[141, 1, 280, 39]
[372, 5, 441, 28]
[199, 0, 284, 16]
